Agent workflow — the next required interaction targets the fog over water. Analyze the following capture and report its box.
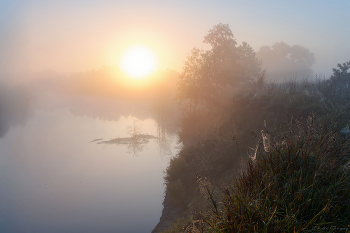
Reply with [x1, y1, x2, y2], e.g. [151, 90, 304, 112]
[0, 82, 179, 233]
[0, 1, 349, 232]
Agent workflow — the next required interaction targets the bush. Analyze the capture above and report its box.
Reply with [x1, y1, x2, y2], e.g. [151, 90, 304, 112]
[167, 179, 187, 207]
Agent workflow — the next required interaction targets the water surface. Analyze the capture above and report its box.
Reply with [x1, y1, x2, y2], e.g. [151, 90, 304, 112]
[0, 107, 177, 233]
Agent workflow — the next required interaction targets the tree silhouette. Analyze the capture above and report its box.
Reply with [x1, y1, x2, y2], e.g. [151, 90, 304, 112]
[330, 61, 350, 81]
[256, 42, 315, 81]
[177, 23, 261, 115]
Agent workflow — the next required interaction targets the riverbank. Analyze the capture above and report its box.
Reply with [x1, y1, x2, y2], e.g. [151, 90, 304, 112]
[153, 70, 350, 232]
[152, 192, 182, 233]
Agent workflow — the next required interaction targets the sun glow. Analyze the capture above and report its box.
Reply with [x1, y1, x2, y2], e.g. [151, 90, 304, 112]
[120, 45, 158, 79]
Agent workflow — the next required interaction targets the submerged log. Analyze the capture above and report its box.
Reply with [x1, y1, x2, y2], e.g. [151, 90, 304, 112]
[97, 134, 158, 145]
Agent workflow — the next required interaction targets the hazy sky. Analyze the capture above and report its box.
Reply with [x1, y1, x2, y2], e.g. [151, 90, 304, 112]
[1, 0, 349, 77]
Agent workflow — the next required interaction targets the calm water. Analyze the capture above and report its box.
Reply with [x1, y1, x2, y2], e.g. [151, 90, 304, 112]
[0, 105, 178, 233]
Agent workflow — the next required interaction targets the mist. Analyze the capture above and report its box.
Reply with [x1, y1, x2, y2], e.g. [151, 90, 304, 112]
[256, 42, 315, 82]
[0, 1, 350, 232]
[0, 62, 181, 233]
[1, 1, 349, 78]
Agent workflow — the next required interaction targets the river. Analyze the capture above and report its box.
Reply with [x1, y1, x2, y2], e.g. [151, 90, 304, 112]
[0, 92, 179, 233]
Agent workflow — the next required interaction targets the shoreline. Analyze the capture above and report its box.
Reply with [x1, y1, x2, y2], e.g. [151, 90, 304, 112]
[152, 191, 181, 233]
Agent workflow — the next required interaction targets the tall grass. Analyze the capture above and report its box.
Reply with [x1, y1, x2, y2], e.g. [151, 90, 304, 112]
[199, 118, 350, 232]
[162, 73, 350, 232]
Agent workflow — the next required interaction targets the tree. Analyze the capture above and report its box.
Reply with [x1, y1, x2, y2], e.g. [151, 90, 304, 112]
[256, 42, 315, 81]
[177, 24, 261, 115]
[177, 48, 206, 115]
[330, 61, 350, 82]
[237, 42, 262, 81]
[326, 61, 350, 103]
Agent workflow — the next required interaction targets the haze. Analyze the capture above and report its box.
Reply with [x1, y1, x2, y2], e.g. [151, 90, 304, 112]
[0, 1, 350, 232]
[1, 0, 349, 79]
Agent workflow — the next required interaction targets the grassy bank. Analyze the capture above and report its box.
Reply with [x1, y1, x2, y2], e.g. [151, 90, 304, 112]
[197, 118, 350, 232]
[161, 68, 350, 232]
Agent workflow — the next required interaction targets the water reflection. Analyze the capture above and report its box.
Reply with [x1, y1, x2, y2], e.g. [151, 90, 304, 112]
[94, 117, 178, 158]
[156, 112, 177, 157]
[96, 119, 158, 156]
[0, 74, 180, 232]
[0, 84, 33, 137]
[0, 108, 178, 233]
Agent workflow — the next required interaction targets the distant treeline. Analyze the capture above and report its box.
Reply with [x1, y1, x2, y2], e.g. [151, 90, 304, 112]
[0, 84, 33, 137]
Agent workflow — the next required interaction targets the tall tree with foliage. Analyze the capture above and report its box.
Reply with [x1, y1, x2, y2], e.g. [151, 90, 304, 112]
[177, 23, 261, 115]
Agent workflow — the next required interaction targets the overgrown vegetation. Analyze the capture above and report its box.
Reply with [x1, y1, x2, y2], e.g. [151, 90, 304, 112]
[159, 24, 350, 233]
[198, 118, 350, 232]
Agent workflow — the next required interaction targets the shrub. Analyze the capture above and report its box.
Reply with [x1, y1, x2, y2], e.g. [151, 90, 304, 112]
[167, 179, 187, 207]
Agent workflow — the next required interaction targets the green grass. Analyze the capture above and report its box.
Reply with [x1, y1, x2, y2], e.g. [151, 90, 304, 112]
[200, 119, 350, 232]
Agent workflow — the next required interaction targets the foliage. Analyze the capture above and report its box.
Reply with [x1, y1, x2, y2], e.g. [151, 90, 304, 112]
[318, 61, 350, 106]
[169, 68, 350, 197]
[165, 29, 350, 232]
[237, 42, 262, 81]
[330, 61, 350, 81]
[167, 179, 187, 207]
[203, 23, 237, 49]
[177, 24, 261, 115]
[161, 216, 193, 233]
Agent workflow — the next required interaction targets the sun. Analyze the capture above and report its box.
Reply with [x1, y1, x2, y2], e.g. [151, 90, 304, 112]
[120, 45, 158, 79]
